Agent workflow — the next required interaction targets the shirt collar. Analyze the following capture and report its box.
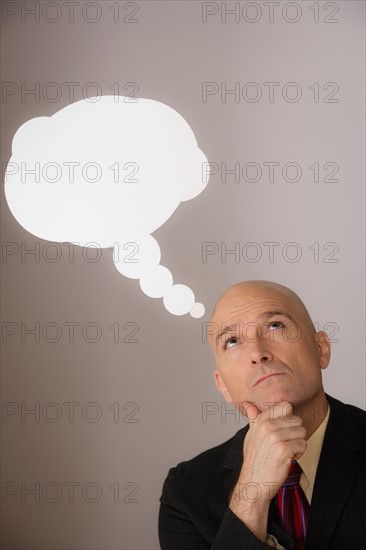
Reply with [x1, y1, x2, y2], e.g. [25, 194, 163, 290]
[297, 403, 330, 500]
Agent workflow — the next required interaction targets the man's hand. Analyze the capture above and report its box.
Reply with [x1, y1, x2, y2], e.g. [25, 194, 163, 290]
[229, 401, 307, 542]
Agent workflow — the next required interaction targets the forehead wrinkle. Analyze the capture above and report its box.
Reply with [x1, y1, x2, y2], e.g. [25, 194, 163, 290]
[212, 296, 295, 327]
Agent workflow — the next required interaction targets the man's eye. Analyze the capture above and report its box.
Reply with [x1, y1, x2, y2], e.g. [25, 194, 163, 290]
[224, 336, 240, 349]
[268, 321, 285, 330]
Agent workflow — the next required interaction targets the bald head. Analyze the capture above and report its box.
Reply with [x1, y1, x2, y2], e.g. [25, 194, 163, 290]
[209, 280, 315, 350]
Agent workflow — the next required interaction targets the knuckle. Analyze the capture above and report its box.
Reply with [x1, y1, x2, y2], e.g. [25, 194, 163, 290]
[300, 440, 308, 451]
[298, 426, 307, 438]
[276, 441, 288, 456]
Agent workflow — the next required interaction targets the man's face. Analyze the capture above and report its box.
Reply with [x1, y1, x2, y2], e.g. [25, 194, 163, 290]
[210, 283, 330, 415]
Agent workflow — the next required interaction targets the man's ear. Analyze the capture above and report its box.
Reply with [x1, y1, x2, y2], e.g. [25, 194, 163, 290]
[315, 330, 331, 370]
[214, 370, 233, 403]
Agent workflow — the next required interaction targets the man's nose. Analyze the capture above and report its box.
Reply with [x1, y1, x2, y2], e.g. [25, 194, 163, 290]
[245, 327, 273, 365]
[250, 346, 273, 365]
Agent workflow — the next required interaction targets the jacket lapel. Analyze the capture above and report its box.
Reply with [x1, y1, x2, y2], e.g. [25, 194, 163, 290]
[306, 395, 364, 549]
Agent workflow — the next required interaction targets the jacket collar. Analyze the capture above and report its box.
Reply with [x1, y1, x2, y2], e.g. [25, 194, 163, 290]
[306, 394, 365, 548]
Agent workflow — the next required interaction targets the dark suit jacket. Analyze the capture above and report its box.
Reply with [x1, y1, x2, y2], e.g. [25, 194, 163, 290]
[159, 395, 366, 549]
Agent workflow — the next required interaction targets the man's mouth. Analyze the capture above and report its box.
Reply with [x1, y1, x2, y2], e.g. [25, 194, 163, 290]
[253, 373, 285, 386]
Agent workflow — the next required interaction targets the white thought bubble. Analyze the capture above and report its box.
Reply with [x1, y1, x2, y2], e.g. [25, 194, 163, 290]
[4, 96, 209, 317]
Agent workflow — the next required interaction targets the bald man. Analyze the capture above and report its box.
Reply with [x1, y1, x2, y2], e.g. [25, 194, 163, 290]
[159, 281, 366, 550]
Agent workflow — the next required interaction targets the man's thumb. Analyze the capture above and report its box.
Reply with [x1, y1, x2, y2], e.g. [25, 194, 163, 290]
[243, 402, 261, 421]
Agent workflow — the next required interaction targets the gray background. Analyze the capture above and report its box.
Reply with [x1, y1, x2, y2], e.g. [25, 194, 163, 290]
[1, 1, 365, 548]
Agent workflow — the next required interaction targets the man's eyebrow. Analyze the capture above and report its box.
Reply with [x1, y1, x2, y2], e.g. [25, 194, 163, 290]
[258, 310, 295, 322]
[214, 311, 295, 348]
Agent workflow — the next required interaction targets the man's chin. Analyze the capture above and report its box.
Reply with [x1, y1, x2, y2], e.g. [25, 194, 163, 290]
[259, 392, 295, 412]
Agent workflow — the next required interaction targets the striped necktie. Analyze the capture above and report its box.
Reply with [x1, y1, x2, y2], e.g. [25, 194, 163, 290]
[277, 460, 309, 550]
